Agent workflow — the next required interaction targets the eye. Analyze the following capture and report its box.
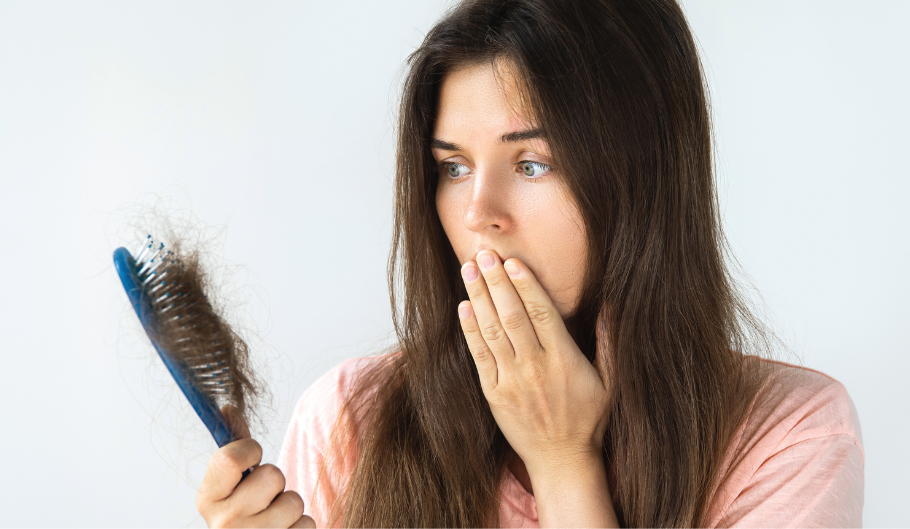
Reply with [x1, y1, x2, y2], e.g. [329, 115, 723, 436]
[517, 160, 551, 179]
[440, 162, 471, 179]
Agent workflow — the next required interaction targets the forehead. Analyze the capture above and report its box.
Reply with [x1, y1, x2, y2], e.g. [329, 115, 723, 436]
[434, 61, 533, 135]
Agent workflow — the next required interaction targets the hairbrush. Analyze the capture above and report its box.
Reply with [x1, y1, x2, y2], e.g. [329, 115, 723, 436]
[113, 235, 260, 476]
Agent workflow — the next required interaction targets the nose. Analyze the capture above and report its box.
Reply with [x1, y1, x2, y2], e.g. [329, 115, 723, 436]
[462, 165, 514, 234]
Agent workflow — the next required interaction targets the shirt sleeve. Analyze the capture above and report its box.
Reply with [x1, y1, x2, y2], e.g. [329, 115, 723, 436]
[708, 363, 865, 528]
[717, 433, 864, 527]
[275, 358, 366, 528]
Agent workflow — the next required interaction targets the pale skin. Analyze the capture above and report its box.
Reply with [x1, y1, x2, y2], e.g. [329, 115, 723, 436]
[197, 60, 617, 528]
[434, 61, 618, 527]
[196, 405, 315, 528]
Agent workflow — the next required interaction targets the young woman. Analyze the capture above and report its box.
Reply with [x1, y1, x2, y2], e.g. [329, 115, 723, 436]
[197, 0, 864, 526]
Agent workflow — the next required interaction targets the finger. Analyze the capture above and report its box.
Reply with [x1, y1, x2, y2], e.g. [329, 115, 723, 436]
[248, 490, 306, 528]
[500, 257, 571, 352]
[461, 260, 516, 363]
[458, 300, 499, 391]
[475, 250, 543, 359]
[228, 463, 287, 515]
[221, 404, 251, 440]
[198, 438, 263, 507]
[291, 514, 318, 528]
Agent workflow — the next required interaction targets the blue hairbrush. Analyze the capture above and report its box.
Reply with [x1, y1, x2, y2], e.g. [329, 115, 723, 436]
[113, 235, 259, 477]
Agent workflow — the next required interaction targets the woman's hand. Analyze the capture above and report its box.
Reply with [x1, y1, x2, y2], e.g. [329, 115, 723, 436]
[196, 405, 316, 528]
[457, 250, 611, 478]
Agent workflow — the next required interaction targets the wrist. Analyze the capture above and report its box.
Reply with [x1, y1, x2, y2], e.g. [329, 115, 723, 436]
[529, 451, 618, 528]
[527, 450, 607, 491]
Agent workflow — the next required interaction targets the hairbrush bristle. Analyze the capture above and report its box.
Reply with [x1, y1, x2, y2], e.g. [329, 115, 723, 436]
[133, 235, 260, 423]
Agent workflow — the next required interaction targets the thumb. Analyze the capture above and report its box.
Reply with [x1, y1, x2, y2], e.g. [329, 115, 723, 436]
[221, 404, 251, 440]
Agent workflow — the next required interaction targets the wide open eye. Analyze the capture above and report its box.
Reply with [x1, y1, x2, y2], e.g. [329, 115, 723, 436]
[442, 162, 471, 179]
[518, 160, 551, 178]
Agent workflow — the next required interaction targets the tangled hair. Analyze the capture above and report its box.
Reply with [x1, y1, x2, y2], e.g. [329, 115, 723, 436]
[317, 0, 777, 526]
[142, 237, 265, 426]
[121, 198, 270, 434]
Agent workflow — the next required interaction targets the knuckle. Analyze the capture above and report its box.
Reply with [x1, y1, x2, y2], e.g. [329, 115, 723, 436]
[487, 385, 509, 405]
[549, 353, 571, 375]
[522, 361, 545, 383]
[209, 510, 236, 529]
[480, 320, 504, 342]
[248, 439, 263, 460]
[196, 492, 210, 518]
[284, 490, 305, 514]
[469, 343, 490, 361]
[499, 310, 527, 331]
[525, 301, 553, 328]
[550, 359, 568, 376]
[485, 273, 506, 288]
[513, 280, 534, 296]
[463, 320, 482, 337]
[212, 447, 240, 472]
[217, 439, 261, 472]
[220, 498, 245, 525]
[259, 464, 287, 492]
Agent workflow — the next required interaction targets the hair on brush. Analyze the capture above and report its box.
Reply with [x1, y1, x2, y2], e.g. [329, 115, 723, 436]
[113, 234, 264, 450]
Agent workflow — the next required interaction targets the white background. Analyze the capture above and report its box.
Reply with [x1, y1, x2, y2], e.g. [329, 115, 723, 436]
[1, 1, 907, 526]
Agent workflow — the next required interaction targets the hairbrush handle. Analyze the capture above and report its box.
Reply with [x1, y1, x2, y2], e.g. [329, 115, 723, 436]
[114, 247, 251, 479]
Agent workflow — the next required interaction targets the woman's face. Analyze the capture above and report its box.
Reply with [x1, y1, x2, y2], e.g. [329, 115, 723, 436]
[433, 61, 587, 317]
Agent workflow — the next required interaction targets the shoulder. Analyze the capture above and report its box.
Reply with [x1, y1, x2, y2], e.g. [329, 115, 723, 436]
[282, 352, 399, 454]
[747, 358, 863, 454]
[290, 354, 394, 424]
[276, 352, 400, 526]
[706, 358, 865, 527]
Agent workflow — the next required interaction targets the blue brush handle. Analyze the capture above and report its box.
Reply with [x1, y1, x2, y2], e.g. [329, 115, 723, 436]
[113, 247, 253, 479]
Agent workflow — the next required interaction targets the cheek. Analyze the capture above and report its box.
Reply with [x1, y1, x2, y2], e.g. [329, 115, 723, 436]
[436, 184, 465, 252]
[521, 196, 587, 312]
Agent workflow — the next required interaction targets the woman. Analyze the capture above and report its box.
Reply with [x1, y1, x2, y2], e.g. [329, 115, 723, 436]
[197, 0, 864, 526]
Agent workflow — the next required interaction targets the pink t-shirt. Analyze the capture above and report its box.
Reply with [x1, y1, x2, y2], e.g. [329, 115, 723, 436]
[277, 353, 864, 527]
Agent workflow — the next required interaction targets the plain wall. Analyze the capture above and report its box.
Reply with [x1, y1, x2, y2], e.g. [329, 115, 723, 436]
[0, 1, 907, 526]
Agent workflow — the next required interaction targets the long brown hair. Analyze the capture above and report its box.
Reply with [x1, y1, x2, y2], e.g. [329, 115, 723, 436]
[319, 0, 773, 526]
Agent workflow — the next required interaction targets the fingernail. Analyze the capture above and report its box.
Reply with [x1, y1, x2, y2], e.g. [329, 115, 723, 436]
[477, 251, 495, 271]
[504, 260, 520, 278]
[458, 302, 472, 319]
[462, 262, 479, 282]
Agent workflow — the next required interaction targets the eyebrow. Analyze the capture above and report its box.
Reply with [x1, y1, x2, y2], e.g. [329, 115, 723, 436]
[430, 128, 543, 151]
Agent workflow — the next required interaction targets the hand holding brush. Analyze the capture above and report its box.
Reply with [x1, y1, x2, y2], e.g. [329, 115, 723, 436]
[113, 235, 314, 528]
[197, 405, 316, 528]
